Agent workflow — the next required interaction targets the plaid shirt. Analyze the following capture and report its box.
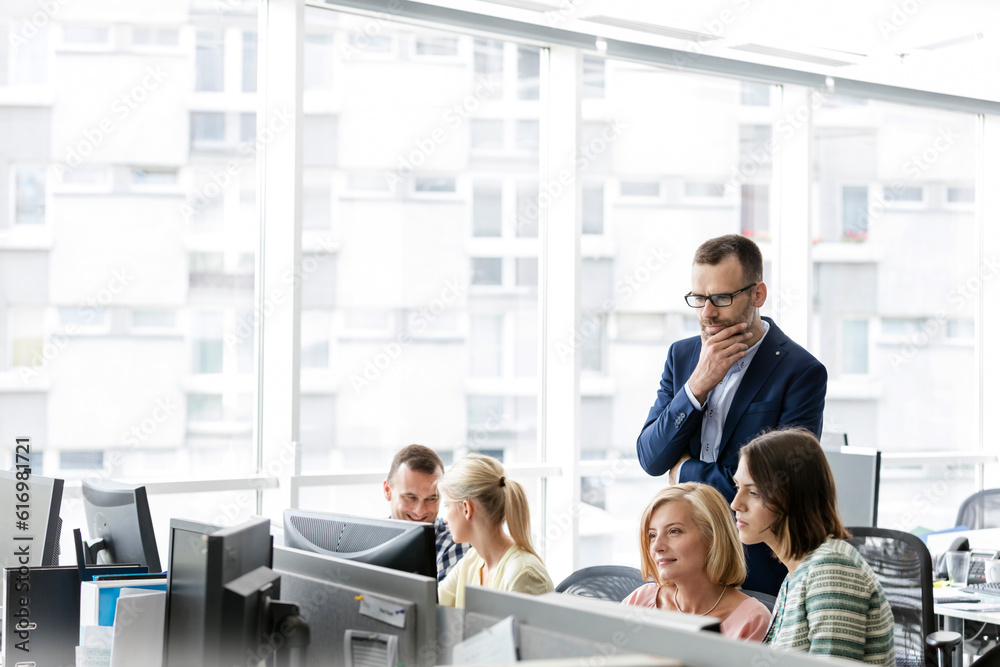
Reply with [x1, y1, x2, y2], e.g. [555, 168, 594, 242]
[434, 516, 467, 582]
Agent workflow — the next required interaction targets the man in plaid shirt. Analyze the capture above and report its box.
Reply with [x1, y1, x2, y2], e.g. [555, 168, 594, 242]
[384, 444, 467, 581]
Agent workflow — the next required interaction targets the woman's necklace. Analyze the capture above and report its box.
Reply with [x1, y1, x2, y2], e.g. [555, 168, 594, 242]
[673, 585, 726, 616]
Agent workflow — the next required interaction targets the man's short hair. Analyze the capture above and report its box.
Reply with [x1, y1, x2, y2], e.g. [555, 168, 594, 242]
[694, 234, 763, 284]
[387, 444, 444, 483]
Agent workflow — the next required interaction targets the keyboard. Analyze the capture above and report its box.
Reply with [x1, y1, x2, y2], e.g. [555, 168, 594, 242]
[961, 582, 1000, 597]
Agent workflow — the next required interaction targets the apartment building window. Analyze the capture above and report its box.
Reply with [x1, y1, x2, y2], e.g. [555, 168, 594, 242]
[842, 319, 869, 375]
[472, 181, 502, 237]
[62, 25, 110, 45]
[841, 185, 869, 241]
[739, 124, 772, 166]
[474, 38, 503, 94]
[9, 308, 44, 368]
[469, 314, 503, 377]
[884, 185, 923, 204]
[740, 81, 771, 106]
[301, 310, 332, 370]
[516, 120, 539, 153]
[187, 393, 224, 422]
[582, 183, 604, 235]
[190, 112, 226, 149]
[947, 187, 975, 205]
[515, 257, 538, 287]
[132, 27, 179, 47]
[741, 184, 770, 239]
[14, 165, 46, 224]
[304, 33, 334, 91]
[242, 31, 257, 93]
[471, 119, 504, 152]
[196, 29, 225, 92]
[583, 56, 605, 99]
[414, 35, 458, 57]
[517, 45, 539, 100]
[192, 312, 224, 374]
[516, 181, 538, 237]
[470, 258, 502, 286]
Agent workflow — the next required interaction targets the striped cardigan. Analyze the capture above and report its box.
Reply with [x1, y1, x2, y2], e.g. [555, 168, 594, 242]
[765, 538, 896, 666]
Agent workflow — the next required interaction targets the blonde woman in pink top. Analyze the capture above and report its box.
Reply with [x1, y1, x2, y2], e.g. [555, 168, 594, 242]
[621, 483, 771, 641]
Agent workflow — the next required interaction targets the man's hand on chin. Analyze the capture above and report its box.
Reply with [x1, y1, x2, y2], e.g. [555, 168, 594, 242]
[668, 451, 691, 485]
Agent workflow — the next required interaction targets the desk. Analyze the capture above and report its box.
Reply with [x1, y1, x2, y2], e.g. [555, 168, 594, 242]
[935, 595, 1000, 665]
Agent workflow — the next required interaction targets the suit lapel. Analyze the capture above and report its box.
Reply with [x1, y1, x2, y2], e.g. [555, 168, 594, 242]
[718, 318, 787, 449]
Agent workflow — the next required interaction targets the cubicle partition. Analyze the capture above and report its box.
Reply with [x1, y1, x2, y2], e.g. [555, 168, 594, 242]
[462, 587, 858, 666]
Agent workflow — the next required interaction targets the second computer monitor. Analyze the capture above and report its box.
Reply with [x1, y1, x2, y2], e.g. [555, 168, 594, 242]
[81, 479, 161, 572]
[282, 509, 436, 579]
[0, 469, 64, 568]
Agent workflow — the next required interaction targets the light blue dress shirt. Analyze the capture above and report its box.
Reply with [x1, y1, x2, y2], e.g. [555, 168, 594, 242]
[682, 319, 771, 464]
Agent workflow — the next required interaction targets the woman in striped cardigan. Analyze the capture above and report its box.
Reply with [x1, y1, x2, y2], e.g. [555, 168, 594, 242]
[730, 428, 895, 666]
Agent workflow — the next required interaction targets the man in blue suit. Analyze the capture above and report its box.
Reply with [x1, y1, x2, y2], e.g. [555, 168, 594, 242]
[637, 234, 827, 596]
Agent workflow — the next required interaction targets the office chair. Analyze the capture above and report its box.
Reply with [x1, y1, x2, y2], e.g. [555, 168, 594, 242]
[555, 565, 649, 602]
[848, 527, 961, 667]
[955, 489, 1000, 530]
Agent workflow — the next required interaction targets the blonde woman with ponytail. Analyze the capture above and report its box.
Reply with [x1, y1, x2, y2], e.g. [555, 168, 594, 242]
[437, 454, 553, 608]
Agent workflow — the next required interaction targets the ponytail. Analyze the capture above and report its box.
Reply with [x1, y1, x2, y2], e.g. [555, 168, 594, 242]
[440, 453, 542, 562]
[503, 478, 541, 561]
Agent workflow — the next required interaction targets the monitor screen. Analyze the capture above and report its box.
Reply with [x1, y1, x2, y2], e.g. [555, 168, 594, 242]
[0, 468, 63, 568]
[81, 479, 161, 572]
[163, 516, 272, 667]
[282, 509, 435, 579]
[822, 445, 881, 528]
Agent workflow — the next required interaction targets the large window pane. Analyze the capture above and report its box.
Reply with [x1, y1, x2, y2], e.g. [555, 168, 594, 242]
[810, 97, 978, 530]
[0, 2, 260, 561]
[581, 59, 776, 568]
[297, 10, 540, 491]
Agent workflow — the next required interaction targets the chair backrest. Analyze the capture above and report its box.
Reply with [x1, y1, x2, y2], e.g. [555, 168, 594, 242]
[555, 565, 649, 602]
[741, 588, 776, 612]
[848, 526, 935, 667]
[955, 489, 1000, 530]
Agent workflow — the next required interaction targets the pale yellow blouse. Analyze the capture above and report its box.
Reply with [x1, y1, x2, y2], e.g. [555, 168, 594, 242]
[438, 544, 553, 608]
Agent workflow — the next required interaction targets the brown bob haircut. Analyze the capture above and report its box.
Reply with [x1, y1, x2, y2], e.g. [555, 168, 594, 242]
[739, 428, 850, 561]
[638, 483, 747, 588]
[694, 234, 763, 285]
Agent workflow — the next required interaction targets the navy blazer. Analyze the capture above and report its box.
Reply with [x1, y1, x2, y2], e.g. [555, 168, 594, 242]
[636, 317, 827, 594]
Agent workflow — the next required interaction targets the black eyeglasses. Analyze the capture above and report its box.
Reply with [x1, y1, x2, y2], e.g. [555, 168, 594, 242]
[684, 283, 756, 308]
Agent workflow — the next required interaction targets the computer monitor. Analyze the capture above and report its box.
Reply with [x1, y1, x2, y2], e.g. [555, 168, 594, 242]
[822, 445, 881, 528]
[81, 479, 161, 572]
[282, 509, 435, 579]
[163, 516, 272, 667]
[272, 544, 438, 667]
[220, 565, 310, 667]
[0, 469, 63, 568]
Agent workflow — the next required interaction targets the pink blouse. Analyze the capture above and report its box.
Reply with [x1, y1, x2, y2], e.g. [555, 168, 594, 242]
[620, 583, 771, 642]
